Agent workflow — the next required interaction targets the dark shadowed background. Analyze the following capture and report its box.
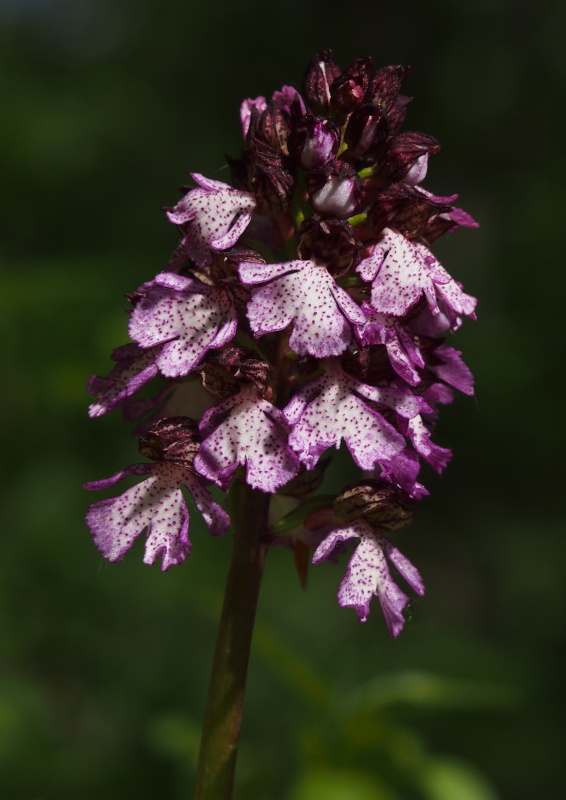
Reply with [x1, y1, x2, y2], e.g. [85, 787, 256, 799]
[1, 1, 565, 798]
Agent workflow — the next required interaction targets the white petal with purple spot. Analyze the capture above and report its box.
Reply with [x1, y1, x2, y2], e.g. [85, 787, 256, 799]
[128, 272, 237, 378]
[312, 519, 424, 636]
[357, 228, 477, 319]
[195, 385, 300, 493]
[166, 174, 256, 267]
[239, 259, 365, 358]
[85, 462, 229, 570]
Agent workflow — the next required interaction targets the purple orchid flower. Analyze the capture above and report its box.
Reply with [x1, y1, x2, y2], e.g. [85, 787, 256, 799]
[239, 258, 366, 358]
[165, 173, 256, 267]
[128, 271, 237, 378]
[313, 518, 425, 636]
[357, 227, 477, 320]
[85, 461, 230, 571]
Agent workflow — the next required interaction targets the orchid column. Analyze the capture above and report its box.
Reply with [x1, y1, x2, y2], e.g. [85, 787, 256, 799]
[85, 50, 477, 800]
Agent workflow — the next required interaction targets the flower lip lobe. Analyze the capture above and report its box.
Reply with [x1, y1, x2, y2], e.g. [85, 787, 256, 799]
[85, 461, 230, 570]
[165, 174, 256, 267]
[128, 272, 237, 378]
[239, 259, 366, 358]
[357, 228, 477, 320]
[312, 519, 424, 636]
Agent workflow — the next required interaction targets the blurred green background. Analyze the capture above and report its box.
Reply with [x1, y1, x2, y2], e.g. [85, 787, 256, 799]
[1, 0, 565, 798]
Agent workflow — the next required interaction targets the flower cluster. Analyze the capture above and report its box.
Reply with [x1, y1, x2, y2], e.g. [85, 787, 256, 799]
[85, 51, 477, 636]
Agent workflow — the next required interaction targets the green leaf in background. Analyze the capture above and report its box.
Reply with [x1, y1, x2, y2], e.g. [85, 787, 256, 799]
[340, 671, 520, 715]
[289, 767, 397, 800]
[418, 758, 499, 800]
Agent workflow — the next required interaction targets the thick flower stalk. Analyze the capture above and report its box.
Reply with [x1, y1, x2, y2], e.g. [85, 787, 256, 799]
[85, 50, 477, 799]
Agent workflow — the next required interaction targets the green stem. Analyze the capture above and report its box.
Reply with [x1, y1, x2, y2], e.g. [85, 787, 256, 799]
[194, 480, 271, 800]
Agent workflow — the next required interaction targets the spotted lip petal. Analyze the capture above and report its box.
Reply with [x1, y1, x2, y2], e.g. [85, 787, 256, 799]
[87, 344, 160, 418]
[312, 519, 424, 636]
[128, 272, 237, 378]
[357, 227, 477, 320]
[283, 360, 414, 475]
[194, 385, 300, 493]
[239, 259, 366, 358]
[84, 462, 230, 570]
[165, 174, 256, 267]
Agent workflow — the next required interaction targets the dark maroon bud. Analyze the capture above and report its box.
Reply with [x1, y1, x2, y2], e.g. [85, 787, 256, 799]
[344, 105, 389, 158]
[334, 480, 412, 527]
[248, 150, 296, 215]
[216, 347, 271, 394]
[307, 161, 364, 219]
[424, 216, 458, 243]
[330, 56, 373, 121]
[382, 132, 440, 183]
[387, 94, 413, 136]
[368, 183, 451, 239]
[368, 65, 411, 113]
[287, 115, 340, 169]
[261, 104, 294, 155]
[139, 417, 200, 465]
[246, 104, 292, 155]
[211, 247, 261, 305]
[302, 50, 342, 115]
[297, 215, 362, 277]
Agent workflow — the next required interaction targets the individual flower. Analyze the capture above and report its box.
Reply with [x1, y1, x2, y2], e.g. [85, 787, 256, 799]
[312, 518, 424, 635]
[381, 132, 440, 184]
[343, 104, 389, 158]
[85, 463, 230, 570]
[128, 271, 237, 378]
[239, 258, 366, 358]
[329, 56, 373, 121]
[355, 302, 425, 386]
[357, 227, 477, 320]
[194, 384, 300, 493]
[283, 359, 423, 476]
[307, 161, 363, 218]
[165, 173, 256, 267]
[301, 50, 342, 116]
[367, 183, 453, 241]
[87, 343, 160, 418]
[85, 419, 230, 570]
[287, 116, 341, 170]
